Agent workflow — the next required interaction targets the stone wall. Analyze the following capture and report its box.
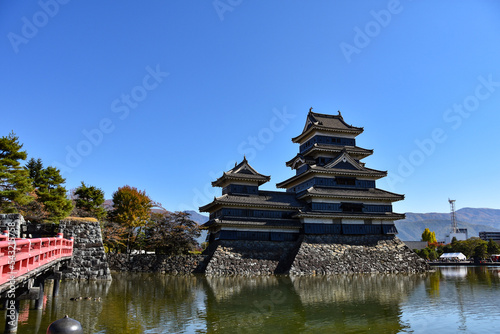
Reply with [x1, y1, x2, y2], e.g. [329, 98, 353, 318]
[0, 213, 25, 238]
[59, 218, 112, 280]
[107, 253, 206, 274]
[204, 240, 300, 275]
[104, 236, 429, 276]
[289, 235, 429, 275]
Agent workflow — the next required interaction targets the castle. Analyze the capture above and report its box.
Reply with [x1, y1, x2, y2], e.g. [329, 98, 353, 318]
[200, 109, 428, 275]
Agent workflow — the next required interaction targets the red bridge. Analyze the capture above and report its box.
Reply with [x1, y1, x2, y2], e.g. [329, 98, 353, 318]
[0, 232, 73, 287]
[0, 232, 74, 333]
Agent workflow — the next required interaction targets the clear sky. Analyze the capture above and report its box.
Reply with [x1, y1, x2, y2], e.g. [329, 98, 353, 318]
[2, 1, 500, 215]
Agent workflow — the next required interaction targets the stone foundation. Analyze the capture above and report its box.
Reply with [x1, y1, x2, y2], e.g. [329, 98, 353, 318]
[104, 235, 429, 276]
[204, 240, 300, 275]
[107, 253, 206, 274]
[289, 235, 429, 275]
[59, 218, 112, 280]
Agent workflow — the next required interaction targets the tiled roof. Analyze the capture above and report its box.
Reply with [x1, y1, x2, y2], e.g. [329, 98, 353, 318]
[297, 186, 404, 201]
[298, 144, 373, 159]
[294, 211, 405, 220]
[212, 157, 271, 187]
[203, 217, 302, 229]
[199, 190, 304, 212]
[276, 165, 387, 188]
[292, 110, 363, 143]
[285, 154, 316, 168]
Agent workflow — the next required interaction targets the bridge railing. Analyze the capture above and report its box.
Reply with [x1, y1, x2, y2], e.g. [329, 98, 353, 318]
[0, 232, 74, 286]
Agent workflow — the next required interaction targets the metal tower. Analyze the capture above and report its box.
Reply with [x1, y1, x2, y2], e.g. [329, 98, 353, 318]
[449, 199, 457, 234]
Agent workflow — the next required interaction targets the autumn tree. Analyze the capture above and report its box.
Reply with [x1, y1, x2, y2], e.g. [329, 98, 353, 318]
[146, 211, 201, 255]
[72, 181, 107, 220]
[421, 228, 437, 244]
[102, 221, 128, 253]
[109, 185, 152, 254]
[0, 132, 33, 212]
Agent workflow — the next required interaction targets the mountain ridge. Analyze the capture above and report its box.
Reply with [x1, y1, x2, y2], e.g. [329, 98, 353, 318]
[396, 207, 500, 241]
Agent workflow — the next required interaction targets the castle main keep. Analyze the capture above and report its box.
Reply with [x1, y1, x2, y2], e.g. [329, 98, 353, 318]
[200, 109, 428, 275]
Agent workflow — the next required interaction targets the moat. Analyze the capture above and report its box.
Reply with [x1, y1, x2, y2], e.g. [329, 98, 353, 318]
[2, 267, 500, 333]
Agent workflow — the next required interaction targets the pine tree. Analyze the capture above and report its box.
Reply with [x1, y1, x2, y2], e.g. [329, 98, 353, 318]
[73, 181, 107, 220]
[0, 132, 33, 212]
[24, 159, 73, 222]
[36, 166, 73, 222]
[25, 157, 44, 187]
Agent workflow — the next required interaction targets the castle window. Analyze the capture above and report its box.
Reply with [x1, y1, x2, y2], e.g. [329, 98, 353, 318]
[336, 177, 356, 186]
[341, 202, 363, 213]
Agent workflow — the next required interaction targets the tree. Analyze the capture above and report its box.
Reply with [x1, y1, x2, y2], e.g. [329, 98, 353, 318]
[109, 185, 152, 254]
[421, 228, 437, 244]
[474, 242, 488, 260]
[25, 159, 73, 222]
[146, 211, 201, 255]
[428, 249, 439, 261]
[17, 190, 49, 223]
[102, 221, 128, 253]
[487, 239, 500, 256]
[0, 132, 33, 212]
[25, 157, 44, 187]
[73, 182, 107, 220]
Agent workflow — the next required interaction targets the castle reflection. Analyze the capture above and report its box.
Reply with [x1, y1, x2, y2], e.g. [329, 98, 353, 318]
[204, 274, 426, 333]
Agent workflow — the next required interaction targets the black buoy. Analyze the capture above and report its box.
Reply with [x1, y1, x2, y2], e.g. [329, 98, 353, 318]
[46, 315, 83, 334]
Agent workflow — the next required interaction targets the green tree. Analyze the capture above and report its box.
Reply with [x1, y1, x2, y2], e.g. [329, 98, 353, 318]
[474, 242, 488, 260]
[37, 166, 73, 221]
[73, 181, 107, 220]
[420, 248, 430, 260]
[421, 228, 437, 244]
[25, 157, 44, 187]
[0, 132, 33, 212]
[428, 249, 439, 261]
[449, 238, 488, 259]
[146, 211, 201, 255]
[25, 159, 73, 222]
[109, 185, 153, 254]
[487, 239, 500, 255]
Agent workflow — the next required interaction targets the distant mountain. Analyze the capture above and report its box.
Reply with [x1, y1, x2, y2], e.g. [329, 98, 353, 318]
[184, 210, 209, 225]
[396, 208, 500, 241]
[185, 210, 209, 245]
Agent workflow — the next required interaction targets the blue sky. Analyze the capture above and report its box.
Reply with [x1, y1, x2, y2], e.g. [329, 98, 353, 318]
[2, 1, 500, 215]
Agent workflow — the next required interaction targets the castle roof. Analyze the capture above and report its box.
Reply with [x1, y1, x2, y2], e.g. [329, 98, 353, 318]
[277, 152, 387, 189]
[296, 186, 404, 202]
[203, 217, 302, 229]
[199, 190, 304, 212]
[212, 157, 271, 187]
[294, 211, 405, 221]
[292, 110, 363, 143]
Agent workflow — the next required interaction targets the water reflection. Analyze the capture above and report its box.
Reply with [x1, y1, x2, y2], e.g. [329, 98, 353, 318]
[2, 267, 500, 333]
[440, 266, 468, 278]
[401, 266, 500, 333]
[95, 274, 206, 333]
[204, 274, 426, 333]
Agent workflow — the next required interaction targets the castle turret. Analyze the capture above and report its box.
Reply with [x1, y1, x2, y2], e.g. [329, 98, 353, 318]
[200, 157, 302, 243]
